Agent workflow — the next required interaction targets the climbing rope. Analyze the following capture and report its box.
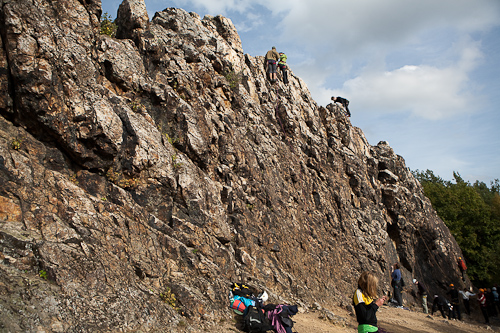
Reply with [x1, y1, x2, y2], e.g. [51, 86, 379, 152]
[415, 226, 459, 287]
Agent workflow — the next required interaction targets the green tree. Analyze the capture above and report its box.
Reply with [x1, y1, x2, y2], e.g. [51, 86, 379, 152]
[413, 170, 500, 285]
[100, 12, 116, 37]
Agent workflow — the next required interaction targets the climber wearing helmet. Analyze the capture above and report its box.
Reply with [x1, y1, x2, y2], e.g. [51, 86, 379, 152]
[478, 289, 489, 324]
[457, 257, 467, 282]
[446, 284, 461, 320]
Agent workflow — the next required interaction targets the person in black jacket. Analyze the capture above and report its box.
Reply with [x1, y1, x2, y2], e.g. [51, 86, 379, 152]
[432, 294, 452, 319]
[353, 271, 387, 333]
[331, 96, 351, 116]
[446, 284, 461, 320]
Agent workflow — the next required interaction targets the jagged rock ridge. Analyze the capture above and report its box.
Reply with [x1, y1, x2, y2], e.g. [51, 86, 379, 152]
[0, 0, 466, 331]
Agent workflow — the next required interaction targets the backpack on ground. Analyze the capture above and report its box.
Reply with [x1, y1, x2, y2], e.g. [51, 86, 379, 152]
[243, 305, 273, 333]
[231, 298, 247, 313]
[231, 282, 253, 297]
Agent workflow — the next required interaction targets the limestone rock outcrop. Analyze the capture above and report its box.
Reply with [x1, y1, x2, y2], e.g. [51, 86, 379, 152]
[0, 0, 466, 331]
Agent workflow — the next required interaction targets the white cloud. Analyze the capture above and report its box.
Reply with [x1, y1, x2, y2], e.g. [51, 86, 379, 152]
[165, 0, 252, 15]
[132, 0, 499, 184]
[320, 41, 483, 120]
[278, 0, 500, 53]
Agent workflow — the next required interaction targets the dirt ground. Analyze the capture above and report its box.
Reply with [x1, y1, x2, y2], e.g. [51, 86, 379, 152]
[217, 304, 500, 332]
[293, 305, 500, 333]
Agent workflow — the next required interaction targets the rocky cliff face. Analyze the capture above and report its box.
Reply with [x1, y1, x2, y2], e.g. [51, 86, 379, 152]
[0, 0, 466, 331]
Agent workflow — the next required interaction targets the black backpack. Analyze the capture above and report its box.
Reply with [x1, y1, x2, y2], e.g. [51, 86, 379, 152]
[231, 282, 254, 297]
[243, 305, 274, 333]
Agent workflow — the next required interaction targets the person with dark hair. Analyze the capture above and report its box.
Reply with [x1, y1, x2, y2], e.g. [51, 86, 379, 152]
[331, 96, 351, 116]
[390, 263, 403, 307]
[413, 279, 428, 314]
[446, 284, 461, 320]
[353, 271, 387, 333]
[265, 46, 280, 83]
[486, 288, 498, 317]
[432, 295, 452, 319]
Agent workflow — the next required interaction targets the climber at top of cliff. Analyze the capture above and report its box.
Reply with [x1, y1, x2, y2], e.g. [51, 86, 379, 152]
[278, 52, 289, 85]
[331, 96, 351, 117]
[265, 46, 280, 83]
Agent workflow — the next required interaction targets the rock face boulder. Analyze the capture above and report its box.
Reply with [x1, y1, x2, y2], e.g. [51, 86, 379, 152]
[0, 0, 466, 331]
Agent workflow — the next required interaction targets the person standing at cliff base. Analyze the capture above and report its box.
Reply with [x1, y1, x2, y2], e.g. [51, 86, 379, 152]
[432, 295, 452, 319]
[478, 288, 489, 324]
[492, 287, 499, 314]
[265, 46, 280, 83]
[413, 279, 428, 314]
[390, 263, 403, 308]
[446, 284, 461, 320]
[353, 271, 387, 333]
[486, 288, 498, 317]
[459, 287, 475, 315]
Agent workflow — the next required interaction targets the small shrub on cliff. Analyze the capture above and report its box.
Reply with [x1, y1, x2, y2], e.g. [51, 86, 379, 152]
[106, 167, 138, 189]
[39, 270, 48, 280]
[160, 287, 180, 311]
[100, 12, 116, 37]
[164, 133, 179, 145]
[69, 173, 78, 184]
[106, 167, 120, 184]
[129, 100, 145, 112]
[118, 178, 137, 189]
[11, 137, 22, 150]
[224, 70, 242, 89]
[171, 154, 182, 169]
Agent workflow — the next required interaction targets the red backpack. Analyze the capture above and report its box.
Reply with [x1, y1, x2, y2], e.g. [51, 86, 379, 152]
[458, 259, 467, 271]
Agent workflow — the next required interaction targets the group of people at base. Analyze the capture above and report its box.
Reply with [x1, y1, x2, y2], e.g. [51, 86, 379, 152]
[354, 259, 499, 333]
[229, 282, 298, 333]
[412, 257, 499, 325]
[429, 285, 499, 324]
[265, 47, 288, 85]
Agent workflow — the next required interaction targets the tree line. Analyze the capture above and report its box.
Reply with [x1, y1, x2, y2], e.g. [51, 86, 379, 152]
[413, 170, 500, 286]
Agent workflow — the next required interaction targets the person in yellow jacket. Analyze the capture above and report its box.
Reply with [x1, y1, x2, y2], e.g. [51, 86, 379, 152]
[265, 46, 280, 82]
[353, 271, 387, 333]
[278, 52, 288, 84]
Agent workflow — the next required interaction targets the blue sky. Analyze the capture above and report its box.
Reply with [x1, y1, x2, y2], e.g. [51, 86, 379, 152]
[102, 0, 500, 185]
